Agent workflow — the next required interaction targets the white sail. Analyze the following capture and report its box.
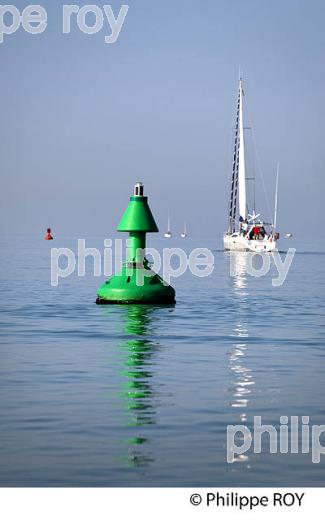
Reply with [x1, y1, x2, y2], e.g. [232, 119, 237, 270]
[238, 79, 246, 220]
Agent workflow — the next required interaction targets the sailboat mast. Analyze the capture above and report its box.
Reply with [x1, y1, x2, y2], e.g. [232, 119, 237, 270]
[228, 84, 241, 233]
[274, 164, 279, 230]
[238, 79, 247, 220]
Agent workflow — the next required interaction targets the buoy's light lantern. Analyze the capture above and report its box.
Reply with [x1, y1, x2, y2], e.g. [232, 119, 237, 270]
[134, 182, 144, 196]
[96, 183, 176, 304]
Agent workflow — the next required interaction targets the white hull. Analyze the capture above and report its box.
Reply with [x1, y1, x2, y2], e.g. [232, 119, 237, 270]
[164, 232, 172, 238]
[223, 233, 277, 252]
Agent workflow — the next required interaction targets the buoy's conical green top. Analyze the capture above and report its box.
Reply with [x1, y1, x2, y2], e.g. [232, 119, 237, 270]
[96, 182, 175, 305]
[117, 196, 158, 233]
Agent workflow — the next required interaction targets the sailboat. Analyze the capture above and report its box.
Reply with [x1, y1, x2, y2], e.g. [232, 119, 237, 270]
[223, 78, 279, 252]
[164, 215, 172, 238]
[180, 221, 187, 238]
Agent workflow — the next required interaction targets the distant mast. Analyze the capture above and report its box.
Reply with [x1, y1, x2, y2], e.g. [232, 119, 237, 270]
[164, 214, 172, 238]
[238, 79, 246, 221]
[181, 221, 187, 238]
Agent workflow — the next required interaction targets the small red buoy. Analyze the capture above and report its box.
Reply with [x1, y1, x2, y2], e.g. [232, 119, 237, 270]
[44, 227, 53, 240]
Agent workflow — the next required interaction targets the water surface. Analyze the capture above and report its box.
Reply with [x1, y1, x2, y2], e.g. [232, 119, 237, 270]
[0, 236, 324, 486]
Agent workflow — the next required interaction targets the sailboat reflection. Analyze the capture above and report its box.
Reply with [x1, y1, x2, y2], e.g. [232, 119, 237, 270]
[228, 252, 255, 462]
[116, 304, 172, 467]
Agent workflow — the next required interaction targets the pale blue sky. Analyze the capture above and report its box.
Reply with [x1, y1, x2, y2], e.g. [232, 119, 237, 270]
[1, 0, 324, 240]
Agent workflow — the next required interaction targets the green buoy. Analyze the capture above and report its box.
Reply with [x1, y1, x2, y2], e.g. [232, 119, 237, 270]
[96, 183, 176, 304]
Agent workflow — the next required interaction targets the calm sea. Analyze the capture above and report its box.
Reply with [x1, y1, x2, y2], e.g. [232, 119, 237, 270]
[0, 235, 324, 486]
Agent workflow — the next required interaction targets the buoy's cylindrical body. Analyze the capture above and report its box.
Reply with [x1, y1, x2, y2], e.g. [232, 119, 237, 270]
[128, 232, 146, 263]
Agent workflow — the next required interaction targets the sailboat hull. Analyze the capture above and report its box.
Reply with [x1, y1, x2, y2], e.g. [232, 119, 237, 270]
[223, 233, 277, 252]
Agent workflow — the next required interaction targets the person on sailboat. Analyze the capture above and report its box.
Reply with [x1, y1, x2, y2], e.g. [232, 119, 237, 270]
[239, 216, 245, 235]
[252, 224, 260, 240]
[241, 219, 248, 236]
